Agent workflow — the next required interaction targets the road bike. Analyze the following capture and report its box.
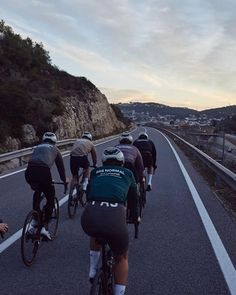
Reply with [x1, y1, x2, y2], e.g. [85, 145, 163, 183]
[126, 177, 146, 239]
[68, 166, 96, 218]
[89, 237, 115, 295]
[21, 182, 66, 266]
[67, 170, 86, 218]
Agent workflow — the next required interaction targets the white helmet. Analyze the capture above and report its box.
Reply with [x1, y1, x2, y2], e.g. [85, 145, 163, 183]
[138, 132, 148, 140]
[42, 132, 57, 144]
[82, 131, 92, 141]
[102, 147, 124, 165]
[119, 132, 133, 144]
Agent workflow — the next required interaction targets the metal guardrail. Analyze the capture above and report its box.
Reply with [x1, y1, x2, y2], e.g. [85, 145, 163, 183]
[0, 139, 77, 165]
[158, 128, 236, 192]
[0, 126, 137, 170]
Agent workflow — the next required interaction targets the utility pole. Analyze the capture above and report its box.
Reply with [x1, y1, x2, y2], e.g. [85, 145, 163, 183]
[221, 129, 225, 164]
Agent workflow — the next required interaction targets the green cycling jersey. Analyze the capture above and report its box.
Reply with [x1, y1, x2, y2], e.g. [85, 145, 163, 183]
[86, 165, 138, 204]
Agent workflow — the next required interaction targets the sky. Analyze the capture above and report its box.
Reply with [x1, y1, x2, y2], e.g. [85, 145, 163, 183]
[1, 0, 236, 110]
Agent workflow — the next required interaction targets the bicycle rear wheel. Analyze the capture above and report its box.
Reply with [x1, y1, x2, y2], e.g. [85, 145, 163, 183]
[21, 210, 40, 266]
[90, 269, 107, 295]
[78, 188, 86, 207]
[68, 185, 78, 218]
[48, 197, 59, 239]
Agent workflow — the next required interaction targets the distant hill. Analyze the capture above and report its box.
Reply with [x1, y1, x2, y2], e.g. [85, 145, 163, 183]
[200, 105, 236, 118]
[116, 102, 236, 119]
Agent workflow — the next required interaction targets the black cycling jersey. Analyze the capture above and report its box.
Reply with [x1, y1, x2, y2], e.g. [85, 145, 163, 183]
[133, 139, 156, 167]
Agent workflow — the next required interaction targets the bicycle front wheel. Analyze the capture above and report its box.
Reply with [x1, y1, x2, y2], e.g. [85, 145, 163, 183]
[21, 210, 40, 266]
[48, 197, 59, 239]
[68, 186, 78, 218]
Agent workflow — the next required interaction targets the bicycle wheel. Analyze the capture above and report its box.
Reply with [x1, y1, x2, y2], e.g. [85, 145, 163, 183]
[48, 197, 59, 239]
[68, 185, 78, 218]
[77, 187, 86, 207]
[90, 269, 106, 295]
[21, 210, 40, 266]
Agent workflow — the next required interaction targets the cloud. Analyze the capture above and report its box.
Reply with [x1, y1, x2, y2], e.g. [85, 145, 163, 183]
[1, 0, 236, 110]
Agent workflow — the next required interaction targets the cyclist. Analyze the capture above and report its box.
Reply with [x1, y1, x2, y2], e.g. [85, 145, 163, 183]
[116, 132, 144, 185]
[81, 147, 139, 295]
[69, 131, 97, 196]
[25, 132, 67, 240]
[133, 131, 157, 191]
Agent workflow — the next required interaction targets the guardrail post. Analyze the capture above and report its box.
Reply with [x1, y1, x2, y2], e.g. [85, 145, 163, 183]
[19, 156, 22, 166]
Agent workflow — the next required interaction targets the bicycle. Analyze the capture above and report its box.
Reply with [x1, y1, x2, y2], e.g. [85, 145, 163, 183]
[21, 181, 66, 266]
[68, 171, 85, 218]
[68, 166, 96, 218]
[126, 177, 146, 239]
[89, 237, 115, 295]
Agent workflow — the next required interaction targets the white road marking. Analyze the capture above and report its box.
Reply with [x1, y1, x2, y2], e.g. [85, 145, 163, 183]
[159, 130, 236, 295]
[0, 194, 69, 253]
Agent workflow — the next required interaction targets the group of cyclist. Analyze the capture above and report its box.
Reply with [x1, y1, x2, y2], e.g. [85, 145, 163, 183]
[25, 129, 157, 295]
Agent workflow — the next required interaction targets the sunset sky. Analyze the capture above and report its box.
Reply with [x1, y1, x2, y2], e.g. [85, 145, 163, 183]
[1, 0, 236, 110]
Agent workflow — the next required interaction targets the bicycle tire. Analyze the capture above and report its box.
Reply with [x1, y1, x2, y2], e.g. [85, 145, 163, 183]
[78, 188, 86, 207]
[21, 210, 40, 266]
[48, 197, 59, 239]
[90, 269, 106, 295]
[67, 186, 78, 218]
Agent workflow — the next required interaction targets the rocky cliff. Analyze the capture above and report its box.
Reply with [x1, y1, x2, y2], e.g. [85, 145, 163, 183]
[0, 20, 127, 152]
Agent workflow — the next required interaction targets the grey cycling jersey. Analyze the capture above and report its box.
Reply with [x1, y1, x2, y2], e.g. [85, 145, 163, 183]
[71, 138, 95, 157]
[29, 143, 60, 168]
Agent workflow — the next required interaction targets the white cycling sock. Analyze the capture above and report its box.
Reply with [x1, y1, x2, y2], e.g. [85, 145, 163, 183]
[148, 174, 152, 185]
[82, 177, 89, 190]
[114, 284, 126, 295]
[89, 250, 100, 278]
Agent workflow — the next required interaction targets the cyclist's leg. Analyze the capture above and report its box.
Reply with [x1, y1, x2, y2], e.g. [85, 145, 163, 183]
[108, 206, 129, 295]
[89, 237, 102, 280]
[113, 252, 128, 295]
[25, 166, 42, 218]
[69, 156, 80, 195]
[42, 183, 55, 226]
[81, 156, 90, 191]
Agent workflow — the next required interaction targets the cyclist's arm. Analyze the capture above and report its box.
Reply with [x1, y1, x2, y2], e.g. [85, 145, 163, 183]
[55, 152, 66, 183]
[90, 146, 97, 166]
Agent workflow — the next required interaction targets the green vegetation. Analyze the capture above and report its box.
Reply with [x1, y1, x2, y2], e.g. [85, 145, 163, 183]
[110, 104, 131, 126]
[0, 20, 98, 144]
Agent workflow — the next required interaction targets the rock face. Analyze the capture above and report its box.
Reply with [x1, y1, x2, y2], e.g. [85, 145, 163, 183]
[54, 92, 125, 139]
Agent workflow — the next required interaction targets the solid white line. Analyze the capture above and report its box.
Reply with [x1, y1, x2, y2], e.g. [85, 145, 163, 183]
[0, 193, 69, 254]
[159, 130, 236, 295]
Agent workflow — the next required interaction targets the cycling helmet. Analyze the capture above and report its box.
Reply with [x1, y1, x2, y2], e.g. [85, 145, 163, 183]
[102, 147, 124, 165]
[82, 131, 92, 141]
[42, 132, 57, 144]
[138, 132, 148, 140]
[119, 132, 133, 144]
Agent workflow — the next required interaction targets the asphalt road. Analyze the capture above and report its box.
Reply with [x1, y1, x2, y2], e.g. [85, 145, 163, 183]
[1, 127, 236, 295]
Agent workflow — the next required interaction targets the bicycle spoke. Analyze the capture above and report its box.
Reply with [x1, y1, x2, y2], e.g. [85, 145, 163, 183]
[48, 197, 59, 239]
[21, 210, 40, 266]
